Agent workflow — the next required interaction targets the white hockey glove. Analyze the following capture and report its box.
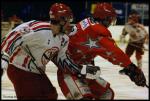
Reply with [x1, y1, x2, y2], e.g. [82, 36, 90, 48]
[1, 59, 9, 76]
[80, 65, 101, 79]
[1, 52, 9, 76]
[2, 59, 8, 69]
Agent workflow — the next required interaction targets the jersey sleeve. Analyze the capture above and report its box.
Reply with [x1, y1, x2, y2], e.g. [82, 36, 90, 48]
[124, 23, 134, 34]
[51, 36, 81, 74]
[1, 21, 36, 64]
[1, 31, 22, 63]
[92, 25, 132, 68]
[122, 27, 128, 36]
[97, 36, 132, 67]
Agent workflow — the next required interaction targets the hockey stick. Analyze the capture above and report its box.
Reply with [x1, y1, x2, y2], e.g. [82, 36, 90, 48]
[22, 45, 45, 74]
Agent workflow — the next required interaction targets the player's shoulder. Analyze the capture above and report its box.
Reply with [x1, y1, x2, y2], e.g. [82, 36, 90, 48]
[28, 20, 50, 26]
[125, 22, 136, 27]
[27, 20, 51, 32]
[78, 17, 95, 30]
[77, 18, 111, 36]
[91, 23, 112, 37]
[124, 22, 134, 29]
[137, 23, 145, 28]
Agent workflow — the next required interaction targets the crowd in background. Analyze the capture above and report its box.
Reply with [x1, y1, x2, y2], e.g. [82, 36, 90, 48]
[1, 0, 149, 26]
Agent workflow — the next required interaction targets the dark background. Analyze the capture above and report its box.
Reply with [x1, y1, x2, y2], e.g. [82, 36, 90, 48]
[1, 0, 149, 25]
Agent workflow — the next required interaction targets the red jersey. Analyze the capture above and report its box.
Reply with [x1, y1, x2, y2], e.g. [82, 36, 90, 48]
[68, 18, 131, 67]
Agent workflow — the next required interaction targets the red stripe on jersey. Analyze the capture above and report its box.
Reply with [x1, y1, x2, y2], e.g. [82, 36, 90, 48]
[32, 25, 50, 31]
[29, 21, 42, 27]
[10, 48, 21, 63]
[22, 55, 30, 67]
[1, 31, 16, 49]
[5, 33, 21, 52]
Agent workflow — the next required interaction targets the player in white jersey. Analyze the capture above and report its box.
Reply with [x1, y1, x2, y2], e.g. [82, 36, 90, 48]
[1, 3, 100, 100]
[119, 11, 149, 74]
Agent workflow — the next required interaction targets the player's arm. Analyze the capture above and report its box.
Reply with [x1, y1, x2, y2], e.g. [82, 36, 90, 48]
[120, 27, 128, 43]
[124, 23, 137, 36]
[1, 30, 22, 76]
[1, 21, 36, 75]
[141, 25, 149, 44]
[51, 37, 100, 79]
[98, 36, 132, 67]
[95, 29, 146, 87]
[92, 25, 132, 67]
[145, 34, 149, 44]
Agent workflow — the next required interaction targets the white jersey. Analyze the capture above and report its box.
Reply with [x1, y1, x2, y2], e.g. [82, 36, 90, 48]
[1, 20, 80, 74]
[124, 22, 148, 43]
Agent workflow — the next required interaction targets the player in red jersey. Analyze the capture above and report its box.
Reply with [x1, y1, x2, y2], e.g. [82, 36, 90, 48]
[54, 2, 147, 100]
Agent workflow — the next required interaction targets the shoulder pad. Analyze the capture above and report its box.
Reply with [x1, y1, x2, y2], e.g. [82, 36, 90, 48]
[91, 24, 112, 37]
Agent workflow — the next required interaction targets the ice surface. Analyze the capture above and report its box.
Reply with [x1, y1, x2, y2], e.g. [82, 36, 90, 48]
[1, 44, 149, 100]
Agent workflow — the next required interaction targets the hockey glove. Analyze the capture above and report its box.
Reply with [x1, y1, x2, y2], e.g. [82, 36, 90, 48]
[123, 63, 146, 87]
[1, 59, 9, 76]
[80, 65, 101, 79]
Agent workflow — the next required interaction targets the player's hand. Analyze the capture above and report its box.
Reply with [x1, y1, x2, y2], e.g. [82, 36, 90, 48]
[1, 59, 8, 70]
[123, 63, 146, 87]
[80, 65, 101, 79]
[1, 59, 9, 77]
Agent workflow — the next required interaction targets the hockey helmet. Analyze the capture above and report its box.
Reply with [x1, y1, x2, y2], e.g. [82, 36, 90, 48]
[128, 10, 140, 23]
[49, 3, 73, 24]
[93, 2, 117, 27]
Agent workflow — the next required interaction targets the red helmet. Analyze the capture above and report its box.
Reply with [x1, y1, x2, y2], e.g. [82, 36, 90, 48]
[49, 3, 73, 22]
[93, 2, 117, 27]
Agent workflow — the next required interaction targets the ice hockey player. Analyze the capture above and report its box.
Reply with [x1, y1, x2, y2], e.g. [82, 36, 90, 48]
[119, 10, 149, 74]
[1, 3, 101, 100]
[55, 3, 147, 100]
